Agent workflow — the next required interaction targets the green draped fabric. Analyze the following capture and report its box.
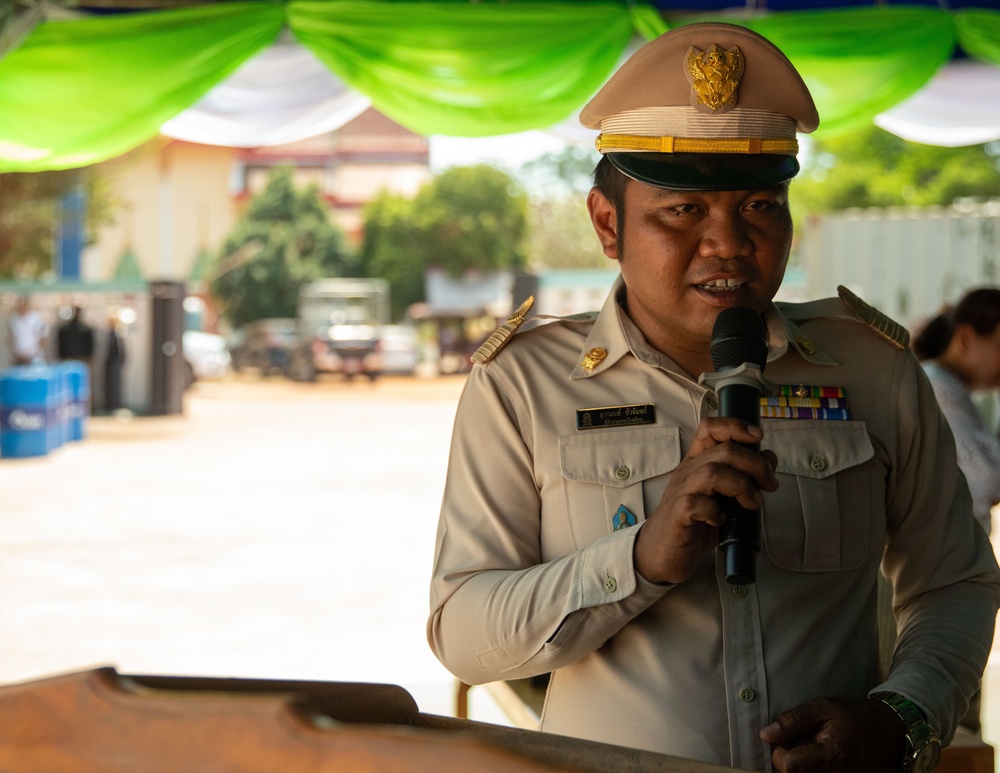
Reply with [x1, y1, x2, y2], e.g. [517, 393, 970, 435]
[0, 1, 996, 172]
[955, 9, 1000, 65]
[741, 7, 956, 136]
[0, 2, 284, 172]
[289, 0, 633, 138]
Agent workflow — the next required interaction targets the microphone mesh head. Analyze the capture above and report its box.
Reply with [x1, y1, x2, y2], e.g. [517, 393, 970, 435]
[711, 307, 768, 371]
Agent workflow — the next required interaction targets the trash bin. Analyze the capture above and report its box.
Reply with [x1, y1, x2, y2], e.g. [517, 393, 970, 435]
[0, 365, 60, 459]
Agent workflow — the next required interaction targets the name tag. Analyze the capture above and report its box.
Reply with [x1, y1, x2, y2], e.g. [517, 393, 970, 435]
[576, 403, 656, 430]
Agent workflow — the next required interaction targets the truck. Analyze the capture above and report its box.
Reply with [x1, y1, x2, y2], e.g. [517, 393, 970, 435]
[285, 277, 391, 382]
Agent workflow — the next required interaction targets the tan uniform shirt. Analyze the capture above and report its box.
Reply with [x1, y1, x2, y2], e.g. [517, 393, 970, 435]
[428, 277, 1000, 772]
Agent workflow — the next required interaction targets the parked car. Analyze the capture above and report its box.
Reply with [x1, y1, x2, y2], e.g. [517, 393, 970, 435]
[230, 318, 298, 376]
[378, 324, 419, 375]
[182, 330, 231, 382]
[286, 323, 382, 382]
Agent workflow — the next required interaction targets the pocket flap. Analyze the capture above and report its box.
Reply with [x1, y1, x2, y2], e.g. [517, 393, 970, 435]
[560, 427, 681, 487]
[762, 420, 874, 479]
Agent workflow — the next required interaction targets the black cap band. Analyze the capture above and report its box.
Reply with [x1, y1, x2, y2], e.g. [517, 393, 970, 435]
[608, 152, 800, 191]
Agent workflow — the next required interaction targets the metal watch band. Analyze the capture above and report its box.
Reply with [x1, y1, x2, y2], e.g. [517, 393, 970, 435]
[870, 691, 941, 773]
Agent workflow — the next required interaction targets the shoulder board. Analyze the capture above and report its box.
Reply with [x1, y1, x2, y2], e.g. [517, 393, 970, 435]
[472, 296, 535, 365]
[837, 286, 909, 350]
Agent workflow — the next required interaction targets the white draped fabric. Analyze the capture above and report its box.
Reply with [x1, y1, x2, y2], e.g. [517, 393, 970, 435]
[161, 38, 1000, 150]
[875, 60, 1000, 147]
[160, 35, 371, 148]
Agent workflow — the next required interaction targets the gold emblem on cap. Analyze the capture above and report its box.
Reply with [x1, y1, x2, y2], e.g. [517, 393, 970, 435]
[686, 44, 744, 113]
[581, 347, 608, 370]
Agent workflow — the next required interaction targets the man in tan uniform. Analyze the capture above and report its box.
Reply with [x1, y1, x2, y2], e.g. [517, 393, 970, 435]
[428, 23, 1000, 773]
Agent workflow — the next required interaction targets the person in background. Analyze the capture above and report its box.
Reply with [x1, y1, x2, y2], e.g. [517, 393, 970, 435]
[912, 287, 1000, 736]
[6, 294, 48, 365]
[103, 315, 126, 412]
[57, 305, 95, 366]
[428, 22, 1000, 773]
[913, 288, 1000, 539]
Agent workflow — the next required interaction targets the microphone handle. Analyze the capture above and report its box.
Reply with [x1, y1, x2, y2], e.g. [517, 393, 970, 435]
[717, 381, 762, 585]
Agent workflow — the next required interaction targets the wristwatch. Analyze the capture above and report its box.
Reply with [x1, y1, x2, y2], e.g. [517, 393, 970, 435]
[870, 691, 941, 773]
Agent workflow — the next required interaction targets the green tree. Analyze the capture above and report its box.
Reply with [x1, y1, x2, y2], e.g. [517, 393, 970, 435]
[414, 164, 529, 276]
[0, 169, 116, 278]
[792, 126, 1000, 213]
[526, 195, 608, 271]
[210, 167, 353, 329]
[516, 144, 609, 270]
[358, 165, 529, 319]
[358, 190, 424, 321]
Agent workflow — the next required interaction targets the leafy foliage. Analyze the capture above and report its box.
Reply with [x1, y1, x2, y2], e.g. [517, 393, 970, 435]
[0, 169, 117, 279]
[792, 126, 1000, 213]
[358, 164, 529, 319]
[209, 167, 353, 328]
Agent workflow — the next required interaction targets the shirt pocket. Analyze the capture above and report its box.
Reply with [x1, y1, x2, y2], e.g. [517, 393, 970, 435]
[760, 420, 875, 572]
[559, 427, 681, 551]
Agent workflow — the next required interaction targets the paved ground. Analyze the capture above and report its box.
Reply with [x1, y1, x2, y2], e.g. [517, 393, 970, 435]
[0, 373, 505, 723]
[2, 372, 1000, 763]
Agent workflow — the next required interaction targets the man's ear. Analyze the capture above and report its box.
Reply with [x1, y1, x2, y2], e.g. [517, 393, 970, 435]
[587, 188, 620, 261]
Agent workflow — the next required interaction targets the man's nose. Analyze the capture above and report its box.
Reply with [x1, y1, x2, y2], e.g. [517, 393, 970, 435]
[699, 213, 751, 259]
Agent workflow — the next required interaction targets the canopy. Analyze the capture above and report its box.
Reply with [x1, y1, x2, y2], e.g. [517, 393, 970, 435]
[0, 0, 999, 172]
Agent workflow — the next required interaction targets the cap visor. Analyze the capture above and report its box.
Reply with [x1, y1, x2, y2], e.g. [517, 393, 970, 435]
[608, 152, 800, 191]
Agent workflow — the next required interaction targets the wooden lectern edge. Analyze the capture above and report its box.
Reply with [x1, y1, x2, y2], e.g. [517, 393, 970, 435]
[0, 666, 753, 773]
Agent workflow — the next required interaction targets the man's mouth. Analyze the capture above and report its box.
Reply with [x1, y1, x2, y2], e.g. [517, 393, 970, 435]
[697, 278, 746, 293]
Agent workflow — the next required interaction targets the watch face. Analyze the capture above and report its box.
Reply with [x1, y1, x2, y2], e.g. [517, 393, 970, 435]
[912, 741, 941, 773]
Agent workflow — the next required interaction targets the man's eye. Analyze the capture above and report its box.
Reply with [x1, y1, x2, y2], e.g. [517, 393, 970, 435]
[746, 199, 778, 211]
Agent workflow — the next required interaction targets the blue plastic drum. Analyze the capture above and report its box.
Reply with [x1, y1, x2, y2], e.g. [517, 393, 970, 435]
[0, 366, 60, 458]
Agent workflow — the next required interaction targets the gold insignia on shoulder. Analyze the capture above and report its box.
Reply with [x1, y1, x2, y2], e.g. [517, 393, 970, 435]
[837, 286, 909, 351]
[471, 296, 535, 365]
[686, 44, 744, 112]
[581, 347, 608, 370]
[795, 335, 818, 355]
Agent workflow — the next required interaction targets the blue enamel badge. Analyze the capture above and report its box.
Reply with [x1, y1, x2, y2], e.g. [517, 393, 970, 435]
[612, 504, 637, 531]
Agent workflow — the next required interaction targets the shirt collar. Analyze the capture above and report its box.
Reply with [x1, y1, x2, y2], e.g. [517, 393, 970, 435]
[764, 304, 839, 366]
[570, 276, 838, 380]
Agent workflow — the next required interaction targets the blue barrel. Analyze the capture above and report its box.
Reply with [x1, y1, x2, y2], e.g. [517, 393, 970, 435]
[0, 366, 61, 458]
[57, 361, 90, 442]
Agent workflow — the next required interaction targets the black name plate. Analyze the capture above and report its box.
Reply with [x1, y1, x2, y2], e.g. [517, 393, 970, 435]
[576, 403, 656, 430]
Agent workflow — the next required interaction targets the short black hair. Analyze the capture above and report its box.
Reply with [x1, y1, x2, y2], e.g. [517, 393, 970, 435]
[592, 156, 628, 257]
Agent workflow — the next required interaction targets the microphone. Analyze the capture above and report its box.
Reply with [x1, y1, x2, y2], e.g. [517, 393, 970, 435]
[705, 307, 769, 585]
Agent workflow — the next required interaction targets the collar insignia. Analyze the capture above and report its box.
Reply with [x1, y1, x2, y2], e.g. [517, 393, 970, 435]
[686, 44, 744, 113]
[794, 335, 818, 355]
[581, 347, 608, 370]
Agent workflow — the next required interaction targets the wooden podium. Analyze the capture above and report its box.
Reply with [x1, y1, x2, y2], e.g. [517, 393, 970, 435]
[0, 667, 745, 773]
[0, 667, 991, 772]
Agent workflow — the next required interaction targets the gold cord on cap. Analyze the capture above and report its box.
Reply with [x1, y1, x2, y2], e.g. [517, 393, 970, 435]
[596, 134, 798, 155]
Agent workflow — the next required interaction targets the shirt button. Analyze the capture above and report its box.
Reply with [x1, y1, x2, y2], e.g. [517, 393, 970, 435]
[731, 584, 748, 598]
[604, 577, 618, 593]
[739, 688, 756, 703]
[615, 466, 631, 480]
[810, 453, 827, 472]
[707, 395, 719, 410]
